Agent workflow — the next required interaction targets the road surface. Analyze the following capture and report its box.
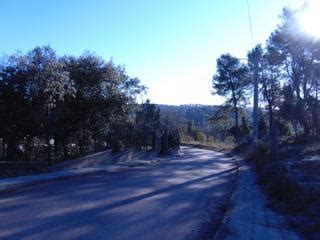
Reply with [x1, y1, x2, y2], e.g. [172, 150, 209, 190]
[0, 146, 237, 240]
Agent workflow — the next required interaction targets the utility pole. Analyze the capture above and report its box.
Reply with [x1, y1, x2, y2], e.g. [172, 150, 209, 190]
[252, 54, 259, 155]
[246, 0, 259, 156]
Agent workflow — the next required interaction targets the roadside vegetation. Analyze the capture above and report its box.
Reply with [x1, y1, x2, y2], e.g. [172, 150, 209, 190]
[0, 47, 179, 177]
[158, 104, 237, 151]
[158, 5, 320, 240]
[209, 6, 320, 240]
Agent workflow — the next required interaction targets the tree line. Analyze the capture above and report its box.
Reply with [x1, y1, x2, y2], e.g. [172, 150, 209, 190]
[0, 46, 179, 163]
[212, 7, 320, 157]
[158, 104, 218, 141]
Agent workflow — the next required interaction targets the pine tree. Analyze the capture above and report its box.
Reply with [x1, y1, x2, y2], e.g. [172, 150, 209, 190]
[212, 54, 250, 143]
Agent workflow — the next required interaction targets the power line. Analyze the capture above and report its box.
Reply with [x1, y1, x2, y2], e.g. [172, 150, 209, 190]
[246, 0, 254, 47]
[246, 0, 259, 155]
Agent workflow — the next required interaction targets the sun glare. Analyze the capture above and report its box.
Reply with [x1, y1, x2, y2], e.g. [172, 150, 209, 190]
[298, 0, 320, 38]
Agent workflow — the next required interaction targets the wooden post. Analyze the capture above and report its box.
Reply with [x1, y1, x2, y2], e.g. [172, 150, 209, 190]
[47, 103, 53, 166]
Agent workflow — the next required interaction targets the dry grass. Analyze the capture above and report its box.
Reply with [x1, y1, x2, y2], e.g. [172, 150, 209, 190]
[181, 140, 235, 152]
[251, 148, 320, 240]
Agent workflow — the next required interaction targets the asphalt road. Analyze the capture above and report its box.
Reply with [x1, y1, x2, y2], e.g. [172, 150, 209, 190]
[0, 146, 237, 240]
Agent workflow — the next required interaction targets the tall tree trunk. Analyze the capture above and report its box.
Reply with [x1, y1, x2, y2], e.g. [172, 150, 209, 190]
[25, 137, 32, 161]
[268, 105, 273, 150]
[47, 104, 53, 165]
[270, 123, 279, 161]
[7, 136, 17, 161]
[143, 124, 147, 152]
[268, 105, 278, 159]
[161, 127, 169, 155]
[63, 138, 68, 158]
[302, 118, 310, 137]
[233, 102, 239, 143]
[296, 92, 309, 137]
[312, 102, 318, 137]
[252, 56, 259, 155]
[54, 138, 59, 156]
[2, 138, 6, 160]
[154, 132, 160, 155]
[79, 120, 84, 154]
[313, 86, 319, 137]
[268, 105, 274, 133]
[293, 121, 298, 139]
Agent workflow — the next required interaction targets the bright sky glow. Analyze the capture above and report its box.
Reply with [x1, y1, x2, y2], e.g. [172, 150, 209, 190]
[0, 0, 303, 105]
[298, 0, 320, 38]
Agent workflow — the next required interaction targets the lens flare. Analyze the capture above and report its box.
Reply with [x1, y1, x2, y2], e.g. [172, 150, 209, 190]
[298, 0, 320, 38]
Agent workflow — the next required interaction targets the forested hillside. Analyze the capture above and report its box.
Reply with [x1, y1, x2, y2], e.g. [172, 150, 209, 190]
[158, 104, 249, 146]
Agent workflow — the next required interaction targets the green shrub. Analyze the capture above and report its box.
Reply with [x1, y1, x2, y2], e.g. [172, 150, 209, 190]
[168, 129, 180, 149]
[195, 131, 206, 142]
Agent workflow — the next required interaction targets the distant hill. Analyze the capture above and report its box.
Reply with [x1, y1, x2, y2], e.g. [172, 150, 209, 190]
[157, 104, 252, 140]
[157, 104, 220, 129]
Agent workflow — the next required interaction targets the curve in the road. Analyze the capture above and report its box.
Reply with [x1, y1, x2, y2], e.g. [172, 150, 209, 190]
[0, 146, 237, 240]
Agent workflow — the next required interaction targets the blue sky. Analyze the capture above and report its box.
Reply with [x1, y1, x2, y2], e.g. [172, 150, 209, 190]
[1, 0, 303, 105]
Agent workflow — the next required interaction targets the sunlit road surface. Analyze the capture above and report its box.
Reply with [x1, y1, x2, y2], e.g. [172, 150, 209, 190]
[0, 146, 237, 240]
